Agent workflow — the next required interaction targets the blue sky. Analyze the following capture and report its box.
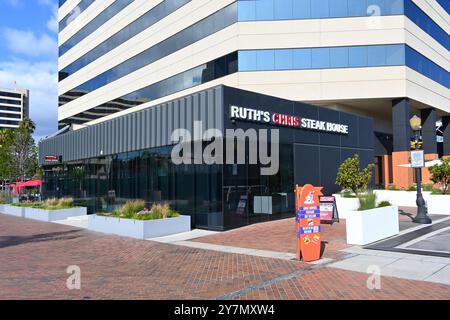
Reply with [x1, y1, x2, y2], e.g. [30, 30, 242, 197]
[0, 0, 58, 141]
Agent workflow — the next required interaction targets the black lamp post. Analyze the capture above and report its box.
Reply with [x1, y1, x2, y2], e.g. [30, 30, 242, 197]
[410, 115, 432, 224]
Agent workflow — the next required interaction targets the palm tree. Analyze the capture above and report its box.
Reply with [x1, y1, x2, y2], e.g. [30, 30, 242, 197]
[19, 117, 36, 133]
[0, 129, 11, 148]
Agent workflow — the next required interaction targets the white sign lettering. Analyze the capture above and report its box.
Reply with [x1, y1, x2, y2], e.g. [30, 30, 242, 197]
[230, 105, 349, 135]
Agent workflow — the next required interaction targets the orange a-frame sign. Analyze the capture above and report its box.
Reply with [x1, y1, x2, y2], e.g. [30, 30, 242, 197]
[295, 184, 323, 262]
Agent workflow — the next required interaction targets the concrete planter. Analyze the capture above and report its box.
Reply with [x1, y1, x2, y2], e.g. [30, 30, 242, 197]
[333, 194, 360, 219]
[1, 204, 25, 217]
[88, 214, 191, 239]
[346, 206, 399, 246]
[427, 195, 450, 215]
[374, 190, 432, 207]
[24, 207, 87, 222]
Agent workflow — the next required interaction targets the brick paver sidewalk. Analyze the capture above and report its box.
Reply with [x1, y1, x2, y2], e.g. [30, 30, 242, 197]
[0, 214, 449, 300]
[192, 217, 349, 260]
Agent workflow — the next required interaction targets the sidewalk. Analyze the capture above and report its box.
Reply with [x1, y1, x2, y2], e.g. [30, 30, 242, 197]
[1, 213, 449, 299]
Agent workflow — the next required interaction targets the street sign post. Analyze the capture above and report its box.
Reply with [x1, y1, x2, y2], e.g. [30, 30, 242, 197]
[411, 150, 425, 168]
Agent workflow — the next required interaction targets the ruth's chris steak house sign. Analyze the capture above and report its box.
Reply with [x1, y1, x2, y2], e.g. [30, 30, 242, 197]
[230, 105, 349, 135]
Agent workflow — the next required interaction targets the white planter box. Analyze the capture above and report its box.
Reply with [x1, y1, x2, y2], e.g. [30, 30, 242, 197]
[1, 204, 25, 217]
[346, 206, 399, 246]
[374, 190, 432, 207]
[88, 215, 191, 239]
[24, 207, 87, 222]
[427, 195, 450, 215]
[333, 194, 360, 219]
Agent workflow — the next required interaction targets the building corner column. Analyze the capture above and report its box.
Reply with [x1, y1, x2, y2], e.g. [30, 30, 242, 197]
[443, 116, 450, 158]
[421, 108, 438, 185]
[392, 99, 413, 189]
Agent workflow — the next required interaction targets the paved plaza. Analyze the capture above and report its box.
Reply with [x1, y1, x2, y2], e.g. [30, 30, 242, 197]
[1, 211, 450, 300]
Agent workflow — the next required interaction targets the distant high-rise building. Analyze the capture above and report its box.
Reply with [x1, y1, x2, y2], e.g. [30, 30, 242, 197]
[0, 88, 29, 129]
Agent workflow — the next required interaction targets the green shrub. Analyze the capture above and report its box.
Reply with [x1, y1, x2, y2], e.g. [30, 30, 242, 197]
[388, 184, 398, 191]
[377, 201, 392, 208]
[429, 158, 450, 195]
[407, 185, 417, 192]
[336, 154, 375, 196]
[98, 201, 180, 221]
[358, 192, 377, 211]
[341, 190, 357, 198]
[44, 198, 59, 207]
[120, 199, 146, 218]
[58, 197, 74, 208]
[422, 184, 434, 192]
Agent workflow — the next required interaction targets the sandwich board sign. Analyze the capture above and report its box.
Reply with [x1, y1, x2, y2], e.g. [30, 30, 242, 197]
[295, 184, 322, 262]
[319, 196, 339, 224]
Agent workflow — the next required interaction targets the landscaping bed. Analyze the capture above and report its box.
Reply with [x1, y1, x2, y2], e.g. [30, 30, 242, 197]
[9, 198, 87, 222]
[88, 201, 191, 239]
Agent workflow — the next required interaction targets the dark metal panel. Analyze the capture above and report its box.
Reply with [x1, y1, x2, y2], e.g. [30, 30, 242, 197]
[39, 86, 229, 164]
[186, 96, 193, 134]
[151, 107, 156, 148]
[162, 103, 168, 146]
[215, 86, 224, 132]
[200, 91, 207, 133]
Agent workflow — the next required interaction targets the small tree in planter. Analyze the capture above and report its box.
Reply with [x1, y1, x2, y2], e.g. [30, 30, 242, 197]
[429, 158, 450, 195]
[336, 154, 374, 196]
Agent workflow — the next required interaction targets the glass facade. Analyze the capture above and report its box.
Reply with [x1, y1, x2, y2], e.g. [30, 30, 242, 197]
[59, 0, 96, 32]
[0, 113, 21, 119]
[238, 45, 449, 89]
[0, 98, 22, 105]
[59, 0, 135, 56]
[237, 0, 449, 51]
[0, 91, 22, 99]
[238, 0, 404, 21]
[59, 0, 192, 81]
[0, 119, 20, 126]
[405, 0, 450, 51]
[59, 52, 238, 128]
[59, 2, 238, 104]
[42, 143, 295, 230]
[437, 0, 450, 15]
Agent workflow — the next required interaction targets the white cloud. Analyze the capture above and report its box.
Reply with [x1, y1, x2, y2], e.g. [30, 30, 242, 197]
[2, 28, 57, 57]
[0, 59, 58, 140]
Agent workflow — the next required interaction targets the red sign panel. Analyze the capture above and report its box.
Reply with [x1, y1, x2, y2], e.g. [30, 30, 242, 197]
[45, 155, 60, 162]
[295, 184, 323, 262]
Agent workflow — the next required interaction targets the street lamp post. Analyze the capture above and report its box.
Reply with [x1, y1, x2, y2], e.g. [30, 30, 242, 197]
[409, 115, 432, 224]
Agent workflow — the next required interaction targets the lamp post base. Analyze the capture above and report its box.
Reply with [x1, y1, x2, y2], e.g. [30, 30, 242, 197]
[413, 205, 432, 224]
[413, 215, 432, 224]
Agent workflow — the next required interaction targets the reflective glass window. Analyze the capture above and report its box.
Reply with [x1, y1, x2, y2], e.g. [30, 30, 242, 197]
[349, 46, 367, 67]
[238, 0, 256, 21]
[330, 47, 349, 68]
[292, 48, 312, 69]
[255, 0, 274, 20]
[347, 0, 366, 17]
[60, 3, 238, 104]
[386, 44, 405, 65]
[257, 50, 275, 71]
[311, 48, 330, 68]
[275, 49, 293, 70]
[368, 45, 386, 67]
[238, 51, 256, 71]
[311, 0, 329, 18]
[293, 0, 311, 19]
[274, 0, 293, 20]
[329, 0, 349, 18]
